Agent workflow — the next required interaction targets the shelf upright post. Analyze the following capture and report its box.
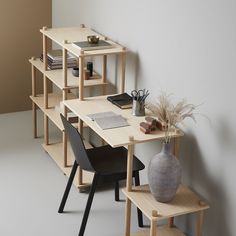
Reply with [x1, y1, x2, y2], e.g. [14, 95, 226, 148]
[126, 136, 134, 192]
[42, 26, 49, 145]
[102, 54, 107, 95]
[62, 46, 68, 167]
[196, 210, 204, 236]
[119, 47, 126, 94]
[31, 57, 37, 138]
[150, 210, 158, 236]
[124, 198, 132, 236]
[78, 50, 85, 186]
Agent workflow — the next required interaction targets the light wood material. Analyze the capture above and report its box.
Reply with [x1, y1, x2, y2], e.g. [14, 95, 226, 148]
[120, 49, 126, 93]
[128, 225, 185, 236]
[63, 96, 183, 148]
[122, 185, 209, 221]
[30, 93, 76, 131]
[196, 210, 204, 236]
[42, 142, 93, 189]
[29, 58, 104, 90]
[32, 103, 37, 138]
[79, 55, 84, 100]
[102, 55, 107, 94]
[63, 48, 68, 87]
[44, 114, 49, 145]
[40, 27, 124, 57]
[127, 136, 134, 191]
[31, 63, 36, 97]
[43, 34, 48, 71]
[125, 198, 132, 236]
[31, 63, 37, 138]
[43, 75, 48, 109]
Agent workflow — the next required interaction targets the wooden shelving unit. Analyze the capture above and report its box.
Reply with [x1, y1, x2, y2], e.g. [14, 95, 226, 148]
[30, 25, 126, 189]
[123, 185, 209, 236]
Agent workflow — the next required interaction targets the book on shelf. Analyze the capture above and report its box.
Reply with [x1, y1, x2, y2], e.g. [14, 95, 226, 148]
[86, 111, 129, 130]
[40, 49, 77, 70]
[72, 40, 114, 51]
[107, 93, 133, 109]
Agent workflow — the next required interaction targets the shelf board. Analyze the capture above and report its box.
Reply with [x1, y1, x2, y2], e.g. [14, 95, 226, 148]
[42, 142, 94, 189]
[30, 93, 77, 131]
[130, 225, 185, 236]
[40, 27, 124, 57]
[29, 58, 108, 90]
[123, 184, 209, 221]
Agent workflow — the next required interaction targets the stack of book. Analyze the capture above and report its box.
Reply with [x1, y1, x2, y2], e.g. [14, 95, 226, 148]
[40, 49, 77, 70]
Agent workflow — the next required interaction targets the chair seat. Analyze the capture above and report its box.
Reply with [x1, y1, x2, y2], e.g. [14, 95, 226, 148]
[87, 145, 145, 176]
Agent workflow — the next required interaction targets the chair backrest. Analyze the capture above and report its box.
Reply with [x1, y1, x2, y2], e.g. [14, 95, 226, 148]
[60, 114, 95, 172]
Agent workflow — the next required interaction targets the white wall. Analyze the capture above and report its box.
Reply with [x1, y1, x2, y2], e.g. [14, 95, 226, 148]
[53, 1, 236, 235]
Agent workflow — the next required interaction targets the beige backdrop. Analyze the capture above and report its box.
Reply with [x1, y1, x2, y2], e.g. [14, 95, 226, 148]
[0, 0, 51, 113]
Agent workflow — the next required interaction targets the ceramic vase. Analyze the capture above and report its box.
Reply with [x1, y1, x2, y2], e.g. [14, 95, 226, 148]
[148, 142, 182, 202]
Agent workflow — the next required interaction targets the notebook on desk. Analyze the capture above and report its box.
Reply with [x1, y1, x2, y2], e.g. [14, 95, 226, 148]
[86, 112, 129, 130]
[107, 93, 133, 109]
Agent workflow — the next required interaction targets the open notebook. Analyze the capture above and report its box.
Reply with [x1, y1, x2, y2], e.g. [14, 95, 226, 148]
[86, 112, 129, 130]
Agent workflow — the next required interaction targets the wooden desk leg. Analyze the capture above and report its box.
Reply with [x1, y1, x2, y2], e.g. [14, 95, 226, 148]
[125, 198, 131, 236]
[196, 210, 204, 236]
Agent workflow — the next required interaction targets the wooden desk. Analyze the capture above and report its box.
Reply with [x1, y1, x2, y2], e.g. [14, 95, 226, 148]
[63, 96, 208, 236]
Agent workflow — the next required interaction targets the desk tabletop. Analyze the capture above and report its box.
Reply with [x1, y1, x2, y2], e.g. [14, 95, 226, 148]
[63, 95, 183, 147]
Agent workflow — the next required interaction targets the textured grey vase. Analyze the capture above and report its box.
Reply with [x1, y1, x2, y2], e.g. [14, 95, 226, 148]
[148, 142, 182, 202]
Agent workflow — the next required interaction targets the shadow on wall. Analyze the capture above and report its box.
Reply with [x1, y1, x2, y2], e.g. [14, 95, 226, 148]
[176, 134, 230, 236]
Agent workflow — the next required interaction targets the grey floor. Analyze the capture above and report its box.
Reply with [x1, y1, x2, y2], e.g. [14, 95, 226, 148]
[0, 111, 143, 236]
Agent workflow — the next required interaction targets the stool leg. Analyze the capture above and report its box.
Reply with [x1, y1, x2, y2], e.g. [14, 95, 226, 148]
[78, 174, 99, 236]
[58, 161, 78, 213]
[115, 181, 120, 201]
[134, 172, 144, 227]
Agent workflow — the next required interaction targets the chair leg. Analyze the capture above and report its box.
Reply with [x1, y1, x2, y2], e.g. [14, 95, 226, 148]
[78, 174, 99, 236]
[58, 161, 78, 213]
[115, 181, 120, 201]
[134, 171, 144, 228]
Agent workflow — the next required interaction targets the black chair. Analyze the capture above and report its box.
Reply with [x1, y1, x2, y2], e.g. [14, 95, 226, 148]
[59, 114, 145, 236]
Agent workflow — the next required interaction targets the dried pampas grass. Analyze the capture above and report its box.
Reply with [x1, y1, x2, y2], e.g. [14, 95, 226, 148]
[146, 92, 197, 143]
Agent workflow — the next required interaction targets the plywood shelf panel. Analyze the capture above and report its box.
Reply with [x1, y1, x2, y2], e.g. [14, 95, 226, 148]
[29, 58, 107, 90]
[122, 184, 209, 221]
[42, 142, 94, 189]
[130, 225, 185, 236]
[30, 93, 77, 131]
[40, 27, 124, 57]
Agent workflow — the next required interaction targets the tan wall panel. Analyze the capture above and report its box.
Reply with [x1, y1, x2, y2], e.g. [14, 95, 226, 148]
[0, 0, 52, 113]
